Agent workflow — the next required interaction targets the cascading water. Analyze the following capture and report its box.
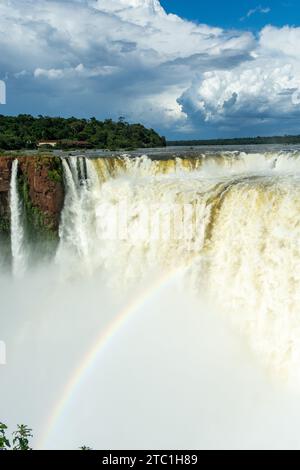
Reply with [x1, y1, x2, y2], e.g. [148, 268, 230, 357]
[6, 152, 300, 388]
[10, 159, 26, 278]
[56, 157, 100, 276]
[56, 151, 300, 382]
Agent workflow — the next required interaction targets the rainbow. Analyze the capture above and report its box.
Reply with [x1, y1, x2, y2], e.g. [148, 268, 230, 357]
[38, 268, 184, 449]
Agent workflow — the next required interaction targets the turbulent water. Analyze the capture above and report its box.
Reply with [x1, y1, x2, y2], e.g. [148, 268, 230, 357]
[45, 151, 300, 381]
[3, 150, 300, 449]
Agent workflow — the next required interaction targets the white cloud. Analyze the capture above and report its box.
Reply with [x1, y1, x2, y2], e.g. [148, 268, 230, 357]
[34, 64, 119, 80]
[241, 5, 271, 21]
[179, 65, 300, 122]
[178, 25, 300, 136]
[0, 0, 299, 138]
[260, 25, 300, 59]
[248, 6, 271, 17]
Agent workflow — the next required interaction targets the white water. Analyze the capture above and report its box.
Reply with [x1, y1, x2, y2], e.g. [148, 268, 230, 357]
[56, 157, 100, 277]
[10, 159, 26, 278]
[55, 153, 300, 383]
[3, 150, 300, 449]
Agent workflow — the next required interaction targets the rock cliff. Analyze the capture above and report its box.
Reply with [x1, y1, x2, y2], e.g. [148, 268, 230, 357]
[0, 155, 64, 236]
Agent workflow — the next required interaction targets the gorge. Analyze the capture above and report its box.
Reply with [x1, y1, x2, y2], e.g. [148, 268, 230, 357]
[2, 150, 300, 449]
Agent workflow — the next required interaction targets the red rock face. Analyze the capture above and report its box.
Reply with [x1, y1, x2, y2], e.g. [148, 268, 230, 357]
[0, 155, 64, 232]
[0, 157, 12, 228]
[0, 156, 12, 193]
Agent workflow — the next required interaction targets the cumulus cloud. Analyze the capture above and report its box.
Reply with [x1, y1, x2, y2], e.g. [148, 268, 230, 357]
[179, 65, 300, 123]
[0, 0, 300, 138]
[260, 25, 300, 59]
[178, 25, 300, 136]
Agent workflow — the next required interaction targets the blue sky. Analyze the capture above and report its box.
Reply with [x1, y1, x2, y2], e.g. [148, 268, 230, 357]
[1, 0, 300, 140]
[161, 0, 298, 30]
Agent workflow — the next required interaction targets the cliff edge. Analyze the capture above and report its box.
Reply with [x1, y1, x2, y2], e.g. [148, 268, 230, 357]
[0, 155, 64, 236]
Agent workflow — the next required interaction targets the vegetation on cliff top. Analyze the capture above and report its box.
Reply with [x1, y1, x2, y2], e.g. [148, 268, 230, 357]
[0, 115, 166, 150]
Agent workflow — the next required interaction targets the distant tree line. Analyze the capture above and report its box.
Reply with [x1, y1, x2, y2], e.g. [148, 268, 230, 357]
[0, 115, 166, 150]
[168, 135, 300, 146]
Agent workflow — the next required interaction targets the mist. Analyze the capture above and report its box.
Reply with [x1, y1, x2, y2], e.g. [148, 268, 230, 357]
[0, 260, 299, 450]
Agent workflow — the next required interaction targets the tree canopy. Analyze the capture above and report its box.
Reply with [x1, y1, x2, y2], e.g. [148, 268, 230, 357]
[0, 115, 166, 150]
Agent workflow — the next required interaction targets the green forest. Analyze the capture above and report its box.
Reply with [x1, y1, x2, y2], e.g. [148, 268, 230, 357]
[0, 115, 166, 150]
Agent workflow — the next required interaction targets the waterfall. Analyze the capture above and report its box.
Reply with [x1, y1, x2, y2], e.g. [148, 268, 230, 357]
[56, 157, 100, 276]
[10, 159, 26, 278]
[53, 151, 300, 380]
[58, 153, 300, 290]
